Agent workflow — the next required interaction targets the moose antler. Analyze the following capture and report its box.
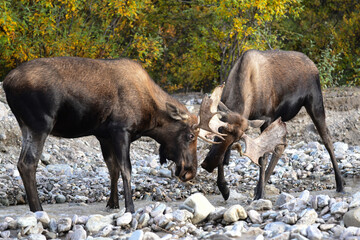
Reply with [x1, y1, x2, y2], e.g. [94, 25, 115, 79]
[239, 118, 287, 165]
[197, 85, 229, 144]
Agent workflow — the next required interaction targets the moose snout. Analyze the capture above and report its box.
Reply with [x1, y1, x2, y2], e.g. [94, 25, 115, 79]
[176, 166, 196, 182]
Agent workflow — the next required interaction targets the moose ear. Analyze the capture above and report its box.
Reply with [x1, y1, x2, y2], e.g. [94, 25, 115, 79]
[166, 103, 189, 121]
[248, 119, 265, 128]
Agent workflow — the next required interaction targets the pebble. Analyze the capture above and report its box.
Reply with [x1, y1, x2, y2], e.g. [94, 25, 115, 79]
[250, 199, 273, 211]
[116, 212, 132, 226]
[223, 204, 247, 223]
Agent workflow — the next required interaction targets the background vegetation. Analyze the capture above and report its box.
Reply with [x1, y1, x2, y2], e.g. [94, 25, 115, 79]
[1, 0, 359, 91]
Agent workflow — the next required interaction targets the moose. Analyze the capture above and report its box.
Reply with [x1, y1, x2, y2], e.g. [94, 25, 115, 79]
[201, 49, 345, 200]
[3, 57, 224, 213]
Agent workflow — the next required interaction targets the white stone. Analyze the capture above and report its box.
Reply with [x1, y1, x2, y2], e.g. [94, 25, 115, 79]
[35, 211, 50, 226]
[330, 201, 349, 214]
[116, 212, 132, 226]
[306, 225, 322, 240]
[86, 214, 113, 233]
[69, 226, 87, 240]
[17, 212, 37, 228]
[350, 192, 360, 208]
[276, 192, 295, 207]
[297, 209, 318, 226]
[150, 203, 167, 218]
[172, 209, 193, 222]
[143, 231, 161, 240]
[57, 217, 72, 232]
[248, 210, 262, 224]
[223, 204, 247, 223]
[183, 193, 215, 224]
[317, 195, 330, 208]
[129, 230, 144, 240]
[250, 199, 273, 211]
[28, 233, 46, 240]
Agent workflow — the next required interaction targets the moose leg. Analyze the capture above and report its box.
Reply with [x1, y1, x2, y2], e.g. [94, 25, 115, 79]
[112, 130, 135, 213]
[254, 154, 269, 200]
[264, 144, 286, 182]
[98, 137, 120, 209]
[18, 126, 48, 212]
[305, 99, 345, 192]
[217, 159, 230, 200]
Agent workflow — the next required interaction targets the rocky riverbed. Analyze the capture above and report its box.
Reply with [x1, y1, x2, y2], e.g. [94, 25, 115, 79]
[0, 85, 359, 239]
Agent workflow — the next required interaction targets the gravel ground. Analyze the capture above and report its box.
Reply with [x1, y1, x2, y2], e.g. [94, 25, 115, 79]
[0, 84, 359, 239]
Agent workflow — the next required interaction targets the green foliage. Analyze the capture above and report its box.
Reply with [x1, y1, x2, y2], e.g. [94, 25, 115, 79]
[0, 0, 359, 89]
[317, 40, 343, 88]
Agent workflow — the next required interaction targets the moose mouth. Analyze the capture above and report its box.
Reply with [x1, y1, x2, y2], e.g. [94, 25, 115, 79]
[175, 166, 195, 182]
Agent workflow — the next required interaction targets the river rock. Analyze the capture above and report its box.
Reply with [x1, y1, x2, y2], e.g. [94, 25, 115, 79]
[208, 207, 226, 222]
[138, 212, 151, 228]
[330, 201, 349, 214]
[340, 226, 360, 239]
[172, 209, 193, 222]
[129, 229, 144, 240]
[334, 142, 349, 154]
[55, 194, 66, 203]
[69, 225, 87, 240]
[28, 233, 46, 240]
[182, 193, 215, 224]
[223, 204, 247, 223]
[57, 217, 72, 232]
[350, 192, 360, 208]
[116, 212, 132, 227]
[17, 212, 37, 228]
[86, 214, 113, 233]
[143, 231, 161, 239]
[35, 211, 50, 227]
[150, 203, 167, 218]
[0, 231, 10, 238]
[264, 222, 288, 238]
[250, 199, 273, 211]
[344, 207, 360, 227]
[297, 209, 318, 226]
[276, 192, 295, 207]
[248, 209, 262, 224]
[306, 224, 322, 240]
[316, 195, 330, 208]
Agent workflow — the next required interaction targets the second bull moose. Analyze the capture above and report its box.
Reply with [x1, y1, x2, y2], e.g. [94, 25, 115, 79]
[3, 57, 227, 213]
[201, 49, 345, 200]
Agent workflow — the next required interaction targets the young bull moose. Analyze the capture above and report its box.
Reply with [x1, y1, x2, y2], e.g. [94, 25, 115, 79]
[201, 49, 345, 200]
[3, 57, 221, 213]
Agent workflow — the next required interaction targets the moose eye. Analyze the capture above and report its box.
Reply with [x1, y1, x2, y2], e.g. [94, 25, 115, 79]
[188, 133, 195, 141]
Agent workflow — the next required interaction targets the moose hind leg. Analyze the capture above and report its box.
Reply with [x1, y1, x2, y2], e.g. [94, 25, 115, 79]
[254, 155, 269, 200]
[18, 127, 48, 212]
[112, 131, 135, 213]
[305, 95, 345, 192]
[265, 144, 286, 182]
[98, 137, 120, 209]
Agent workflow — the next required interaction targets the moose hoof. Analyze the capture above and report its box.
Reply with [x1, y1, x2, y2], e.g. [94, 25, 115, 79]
[218, 183, 230, 200]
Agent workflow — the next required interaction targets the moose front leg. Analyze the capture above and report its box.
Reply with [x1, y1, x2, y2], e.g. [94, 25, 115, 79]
[112, 130, 135, 213]
[217, 159, 230, 200]
[98, 137, 120, 209]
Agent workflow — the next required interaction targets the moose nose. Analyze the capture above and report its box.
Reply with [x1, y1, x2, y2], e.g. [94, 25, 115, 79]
[179, 170, 195, 182]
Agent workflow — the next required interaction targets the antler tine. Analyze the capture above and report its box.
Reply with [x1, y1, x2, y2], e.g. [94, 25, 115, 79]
[197, 85, 228, 142]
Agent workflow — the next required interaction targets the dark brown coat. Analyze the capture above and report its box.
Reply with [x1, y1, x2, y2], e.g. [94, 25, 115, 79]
[3, 57, 199, 212]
